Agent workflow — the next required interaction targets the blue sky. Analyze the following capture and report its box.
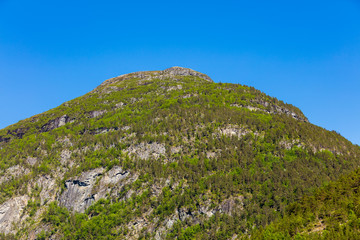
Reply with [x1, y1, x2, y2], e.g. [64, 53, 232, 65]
[1, 0, 360, 145]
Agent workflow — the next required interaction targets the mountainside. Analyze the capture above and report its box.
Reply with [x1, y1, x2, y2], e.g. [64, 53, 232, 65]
[250, 167, 360, 239]
[0, 67, 359, 239]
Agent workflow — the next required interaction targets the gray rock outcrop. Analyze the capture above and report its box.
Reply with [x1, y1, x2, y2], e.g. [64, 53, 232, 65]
[126, 142, 166, 160]
[0, 196, 28, 234]
[41, 115, 70, 132]
[88, 110, 107, 118]
[161, 67, 213, 82]
[59, 166, 131, 213]
[59, 168, 104, 213]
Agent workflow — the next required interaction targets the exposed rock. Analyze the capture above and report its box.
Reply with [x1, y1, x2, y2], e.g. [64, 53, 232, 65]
[198, 200, 216, 218]
[154, 226, 166, 240]
[88, 110, 107, 118]
[252, 99, 308, 122]
[126, 142, 166, 160]
[182, 93, 198, 99]
[167, 85, 183, 91]
[162, 67, 213, 82]
[0, 165, 30, 184]
[36, 176, 57, 205]
[59, 167, 132, 213]
[122, 126, 131, 131]
[138, 80, 153, 86]
[59, 168, 104, 213]
[231, 100, 308, 122]
[170, 146, 182, 154]
[26, 157, 38, 166]
[177, 207, 193, 221]
[98, 67, 213, 89]
[216, 125, 251, 138]
[272, 105, 308, 122]
[115, 102, 126, 108]
[127, 217, 149, 238]
[57, 136, 73, 147]
[218, 196, 244, 216]
[130, 97, 141, 104]
[60, 149, 72, 165]
[99, 166, 129, 186]
[98, 85, 126, 94]
[230, 104, 262, 112]
[279, 139, 304, 150]
[0, 196, 29, 234]
[206, 151, 218, 159]
[41, 115, 70, 132]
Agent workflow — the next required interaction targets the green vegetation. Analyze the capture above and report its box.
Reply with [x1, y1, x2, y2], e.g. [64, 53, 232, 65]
[250, 168, 360, 239]
[0, 69, 358, 239]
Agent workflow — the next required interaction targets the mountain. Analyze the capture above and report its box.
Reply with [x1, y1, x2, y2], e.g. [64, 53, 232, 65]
[0, 67, 359, 239]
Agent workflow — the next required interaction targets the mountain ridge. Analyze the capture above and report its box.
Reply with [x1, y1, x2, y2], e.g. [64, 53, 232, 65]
[98, 66, 213, 89]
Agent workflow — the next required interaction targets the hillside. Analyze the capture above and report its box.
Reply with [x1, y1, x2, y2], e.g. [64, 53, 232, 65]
[250, 166, 360, 239]
[0, 67, 359, 239]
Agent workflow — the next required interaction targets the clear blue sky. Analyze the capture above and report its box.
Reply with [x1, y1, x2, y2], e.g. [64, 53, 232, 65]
[1, 0, 359, 145]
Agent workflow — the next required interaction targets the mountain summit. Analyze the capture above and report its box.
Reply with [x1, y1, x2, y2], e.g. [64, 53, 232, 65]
[0, 68, 358, 239]
[98, 66, 213, 90]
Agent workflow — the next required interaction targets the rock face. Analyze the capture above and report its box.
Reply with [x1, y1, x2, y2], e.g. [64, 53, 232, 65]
[88, 110, 107, 118]
[99, 166, 130, 186]
[37, 176, 57, 205]
[231, 101, 308, 122]
[252, 99, 308, 122]
[59, 168, 104, 213]
[0, 196, 28, 234]
[218, 196, 244, 216]
[41, 115, 70, 132]
[216, 125, 251, 138]
[126, 142, 166, 160]
[162, 67, 213, 82]
[59, 167, 131, 213]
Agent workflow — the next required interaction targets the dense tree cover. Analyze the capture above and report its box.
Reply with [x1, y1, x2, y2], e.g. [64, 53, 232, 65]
[0, 72, 359, 238]
[250, 167, 360, 239]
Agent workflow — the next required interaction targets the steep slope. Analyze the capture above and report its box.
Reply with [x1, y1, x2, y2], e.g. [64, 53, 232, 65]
[250, 166, 360, 239]
[0, 67, 359, 239]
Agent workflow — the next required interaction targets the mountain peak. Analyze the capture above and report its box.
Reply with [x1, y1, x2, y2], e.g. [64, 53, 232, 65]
[161, 66, 213, 82]
[99, 66, 213, 88]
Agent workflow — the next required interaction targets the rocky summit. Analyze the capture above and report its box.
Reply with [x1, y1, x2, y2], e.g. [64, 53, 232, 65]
[0, 67, 359, 239]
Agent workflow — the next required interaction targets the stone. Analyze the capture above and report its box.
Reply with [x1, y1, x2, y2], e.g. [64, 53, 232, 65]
[89, 110, 107, 118]
[26, 157, 37, 166]
[41, 115, 70, 132]
[59, 168, 104, 213]
[126, 142, 166, 160]
[0, 196, 29, 234]
[161, 67, 213, 82]
[59, 166, 132, 213]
